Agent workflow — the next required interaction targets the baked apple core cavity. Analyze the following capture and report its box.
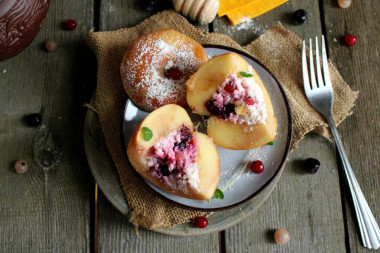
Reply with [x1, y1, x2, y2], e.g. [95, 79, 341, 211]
[146, 125, 200, 194]
[205, 71, 267, 125]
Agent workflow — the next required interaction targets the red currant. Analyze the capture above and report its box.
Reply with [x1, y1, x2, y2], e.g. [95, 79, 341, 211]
[344, 34, 357, 46]
[250, 160, 264, 174]
[194, 216, 208, 228]
[245, 97, 255, 106]
[65, 19, 77, 31]
[224, 81, 236, 92]
[167, 67, 182, 80]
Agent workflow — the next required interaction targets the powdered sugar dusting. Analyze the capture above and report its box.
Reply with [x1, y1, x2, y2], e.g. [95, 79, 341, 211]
[121, 32, 206, 111]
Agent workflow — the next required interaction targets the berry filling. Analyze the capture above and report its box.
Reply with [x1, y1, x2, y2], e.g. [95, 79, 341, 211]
[166, 66, 183, 80]
[204, 70, 267, 125]
[146, 125, 200, 194]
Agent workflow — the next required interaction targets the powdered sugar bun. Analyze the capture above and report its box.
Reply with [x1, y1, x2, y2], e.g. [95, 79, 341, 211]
[120, 29, 208, 112]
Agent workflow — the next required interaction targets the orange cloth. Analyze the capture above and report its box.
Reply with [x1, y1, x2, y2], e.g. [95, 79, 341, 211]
[218, 0, 288, 25]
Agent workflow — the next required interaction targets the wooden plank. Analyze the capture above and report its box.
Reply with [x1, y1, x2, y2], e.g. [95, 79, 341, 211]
[97, 191, 219, 252]
[322, 0, 380, 251]
[0, 0, 94, 251]
[224, 135, 346, 252]
[95, 0, 219, 250]
[213, 0, 346, 251]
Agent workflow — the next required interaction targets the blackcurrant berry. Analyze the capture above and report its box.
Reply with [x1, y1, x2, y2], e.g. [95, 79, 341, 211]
[304, 158, 321, 174]
[293, 9, 307, 25]
[25, 113, 42, 127]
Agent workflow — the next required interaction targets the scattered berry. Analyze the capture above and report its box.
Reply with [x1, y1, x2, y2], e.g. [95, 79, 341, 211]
[250, 160, 264, 174]
[194, 216, 208, 228]
[25, 113, 42, 127]
[293, 9, 308, 25]
[224, 81, 237, 93]
[304, 158, 321, 174]
[65, 19, 77, 30]
[274, 228, 290, 245]
[44, 40, 58, 51]
[338, 0, 352, 8]
[142, 0, 158, 11]
[166, 67, 183, 80]
[14, 160, 28, 174]
[245, 97, 255, 106]
[344, 34, 357, 46]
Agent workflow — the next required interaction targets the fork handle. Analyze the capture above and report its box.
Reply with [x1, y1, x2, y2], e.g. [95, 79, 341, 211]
[326, 115, 380, 250]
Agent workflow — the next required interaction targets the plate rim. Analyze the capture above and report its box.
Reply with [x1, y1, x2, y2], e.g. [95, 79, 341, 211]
[122, 44, 293, 212]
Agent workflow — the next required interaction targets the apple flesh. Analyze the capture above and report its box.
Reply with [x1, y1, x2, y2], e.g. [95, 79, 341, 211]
[186, 53, 278, 150]
[127, 104, 220, 200]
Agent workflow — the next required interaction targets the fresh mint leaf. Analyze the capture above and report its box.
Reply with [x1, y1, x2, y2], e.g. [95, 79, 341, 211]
[239, 71, 254, 78]
[214, 189, 224, 200]
[267, 141, 274, 146]
[142, 127, 153, 141]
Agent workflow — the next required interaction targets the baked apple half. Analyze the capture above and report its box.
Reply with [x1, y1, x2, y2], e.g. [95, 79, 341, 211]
[127, 104, 220, 200]
[186, 53, 277, 150]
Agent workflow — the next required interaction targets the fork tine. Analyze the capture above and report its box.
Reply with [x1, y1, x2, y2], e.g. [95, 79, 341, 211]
[302, 40, 311, 92]
[321, 35, 333, 88]
[309, 39, 318, 89]
[315, 37, 325, 88]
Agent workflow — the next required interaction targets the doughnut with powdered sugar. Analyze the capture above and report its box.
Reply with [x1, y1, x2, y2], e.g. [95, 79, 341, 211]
[120, 29, 208, 112]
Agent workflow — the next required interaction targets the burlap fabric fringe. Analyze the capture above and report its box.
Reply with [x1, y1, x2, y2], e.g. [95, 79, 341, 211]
[85, 10, 358, 230]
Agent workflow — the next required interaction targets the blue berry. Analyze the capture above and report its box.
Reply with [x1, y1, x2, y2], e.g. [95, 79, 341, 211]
[25, 113, 42, 127]
[293, 9, 307, 25]
[304, 158, 321, 174]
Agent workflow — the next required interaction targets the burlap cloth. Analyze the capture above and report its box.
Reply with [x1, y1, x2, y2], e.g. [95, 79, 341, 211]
[85, 10, 358, 230]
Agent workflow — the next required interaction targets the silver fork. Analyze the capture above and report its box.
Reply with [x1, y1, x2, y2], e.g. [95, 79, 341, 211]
[302, 36, 380, 250]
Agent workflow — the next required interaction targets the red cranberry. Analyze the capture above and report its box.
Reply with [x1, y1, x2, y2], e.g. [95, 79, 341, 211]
[245, 97, 255, 106]
[250, 160, 264, 174]
[65, 19, 77, 30]
[45, 40, 58, 51]
[194, 216, 208, 228]
[167, 67, 182, 80]
[14, 160, 28, 174]
[345, 34, 357, 46]
[224, 81, 236, 92]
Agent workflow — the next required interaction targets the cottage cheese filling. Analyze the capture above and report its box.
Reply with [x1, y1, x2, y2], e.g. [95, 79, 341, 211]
[206, 67, 267, 125]
[146, 125, 200, 194]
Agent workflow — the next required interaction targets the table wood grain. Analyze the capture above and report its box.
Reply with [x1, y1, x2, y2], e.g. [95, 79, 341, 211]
[1, 0, 379, 252]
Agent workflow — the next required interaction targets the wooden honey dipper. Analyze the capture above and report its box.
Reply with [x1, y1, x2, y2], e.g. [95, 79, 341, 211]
[172, 0, 220, 24]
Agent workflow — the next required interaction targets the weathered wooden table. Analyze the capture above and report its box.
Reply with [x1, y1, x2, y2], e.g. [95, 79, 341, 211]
[1, 0, 379, 252]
